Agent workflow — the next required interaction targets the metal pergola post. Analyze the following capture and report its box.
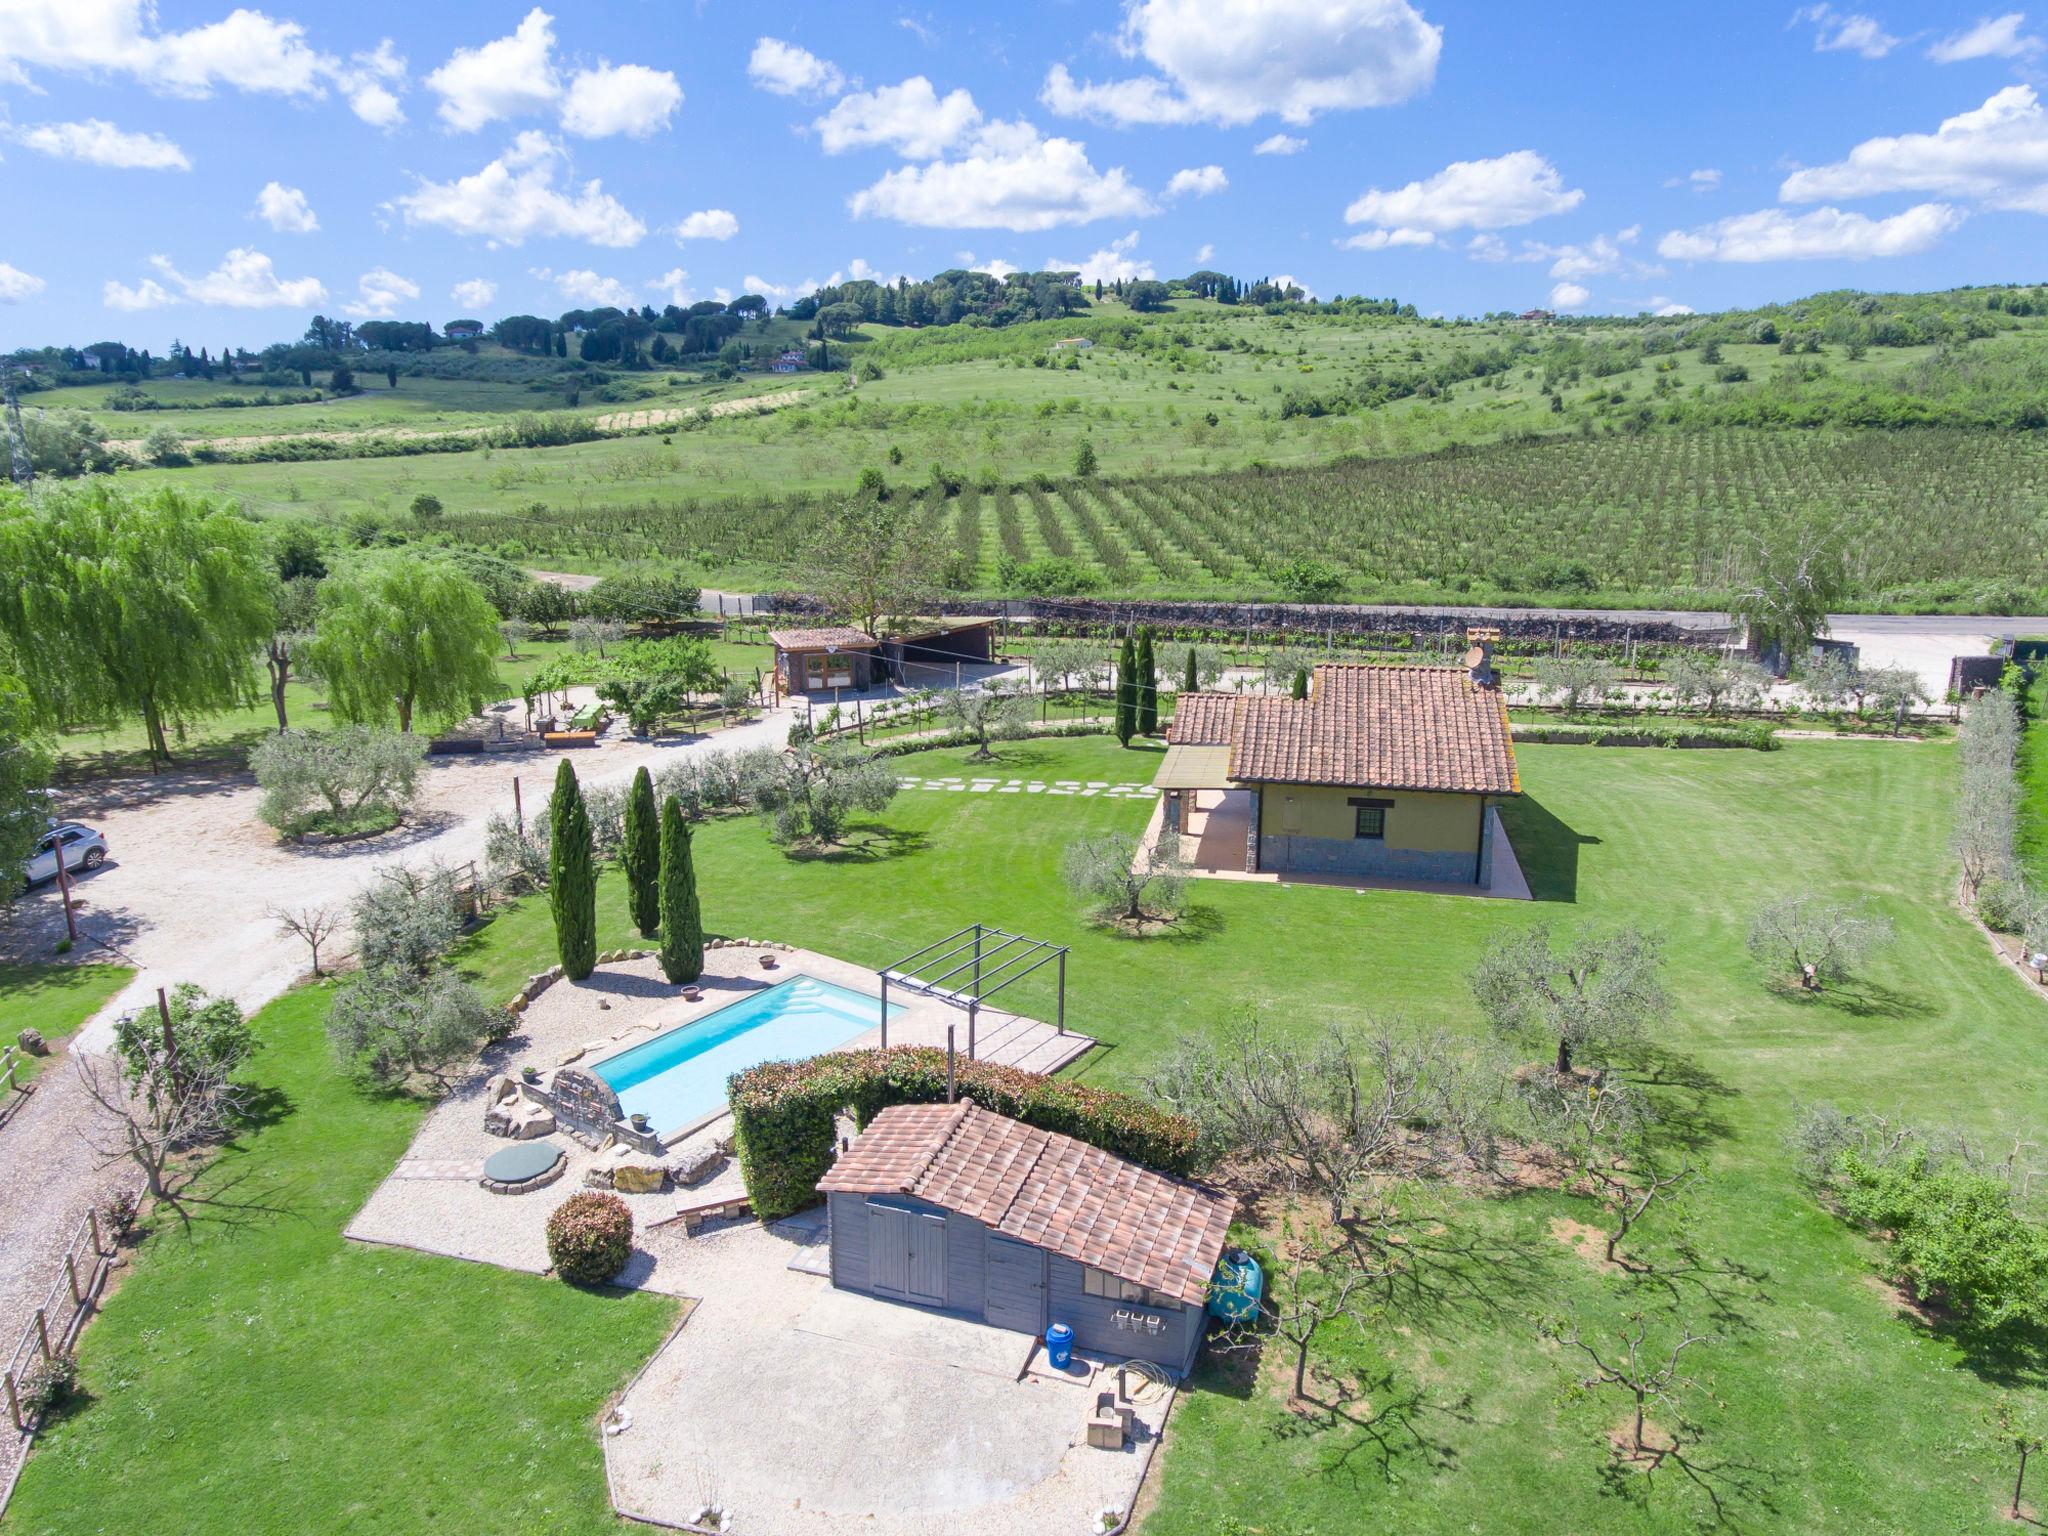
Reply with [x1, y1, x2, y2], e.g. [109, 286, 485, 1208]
[879, 971, 889, 1049]
[876, 924, 1072, 1061]
[1057, 950, 1066, 1035]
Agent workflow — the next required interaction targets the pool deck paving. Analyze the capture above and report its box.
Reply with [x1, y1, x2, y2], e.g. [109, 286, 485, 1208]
[344, 942, 1097, 1289]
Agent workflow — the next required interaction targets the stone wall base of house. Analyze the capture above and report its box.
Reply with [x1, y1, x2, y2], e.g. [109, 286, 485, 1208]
[1259, 834, 1482, 887]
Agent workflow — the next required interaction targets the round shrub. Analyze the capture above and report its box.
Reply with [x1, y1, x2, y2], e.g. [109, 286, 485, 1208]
[545, 1192, 633, 1285]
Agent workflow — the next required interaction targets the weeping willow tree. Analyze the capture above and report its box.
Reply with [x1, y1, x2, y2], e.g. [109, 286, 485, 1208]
[0, 483, 273, 770]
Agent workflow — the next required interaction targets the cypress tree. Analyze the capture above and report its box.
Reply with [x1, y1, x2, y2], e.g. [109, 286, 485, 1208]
[1136, 628, 1158, 736]
[658, 796, 703, 984]
[1291, 666, 1310, 700]
[548, 758, 597, 980]
[1184, 645, 1200, 696]
[622, 765, 660, 937]
[1115, 630, 1138, 746]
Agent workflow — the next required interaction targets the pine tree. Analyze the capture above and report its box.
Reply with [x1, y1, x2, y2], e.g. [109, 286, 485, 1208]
[622, 765, 660, 937]
[1184, 645, 1200, 695]
[548, 759, 597, 980]
[1115, 630, 1138, 747]
[1136, 628, 1158, 735]
[658, 796, 704, 984]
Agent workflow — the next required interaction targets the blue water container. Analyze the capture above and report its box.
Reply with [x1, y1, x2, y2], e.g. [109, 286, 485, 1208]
[1207, 1248, 1263, 1322]
[1044, 1322, 1074, 1369]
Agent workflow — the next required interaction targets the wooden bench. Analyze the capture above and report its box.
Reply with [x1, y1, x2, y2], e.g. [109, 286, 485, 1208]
[656, 1193, 753, 1234]
[542, 730, 598, 749]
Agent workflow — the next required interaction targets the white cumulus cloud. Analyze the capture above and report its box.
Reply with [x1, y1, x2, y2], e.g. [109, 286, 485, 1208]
[1928, 13, 2044, 62]
[748, 38, 843, 97]
[426, 8, 560, 132]
[390, 132, 646, 248]
[651, 268, 693, 305]
[674, 209, 740, 242]
[452, 278, 497, 310]
[815, 77, 983, 158]
[1779, 86, 2048, 212]
[1047, 230, 1154, 284]
[1344, 150, 1583, 235]
[1339, 226, 1437, 250]
[0, 264, 48, 303]
[15, 119, 190, 170]
[1040, 0, 1440, 127]
[343, 267, 420, 319]
[1549, 281, 1590, 309]
[255, 182, 318, 233]
[1648, 296, 1695, 315]
[116, 247, 326, 308]
[537, 267, 637, 307]
[1657, 202, 1963, 261]
[1165, 164, 1228, 199]
[849, 126, 1155, 231]
[1793, 5, 1900, 58]
[1254, 133, 1307, 155]
[561, 62, 682, 138]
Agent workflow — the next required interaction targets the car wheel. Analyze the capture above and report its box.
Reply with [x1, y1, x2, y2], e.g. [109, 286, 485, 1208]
[81, 848, 105, 870]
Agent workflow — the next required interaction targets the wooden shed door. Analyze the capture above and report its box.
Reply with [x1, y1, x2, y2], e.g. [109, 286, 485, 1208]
[983, 1235, 1047, 1334]
[868, 1203, 947, 1306]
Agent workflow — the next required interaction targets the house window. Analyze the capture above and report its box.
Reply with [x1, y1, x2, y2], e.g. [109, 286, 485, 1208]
[1081, 1266, 1174, 1308]
[1353, 804, 1386, 840]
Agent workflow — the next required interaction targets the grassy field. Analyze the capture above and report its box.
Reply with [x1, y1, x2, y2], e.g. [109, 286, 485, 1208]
[0, 963, 133, 1085]
[10, 732, 2045, 1533]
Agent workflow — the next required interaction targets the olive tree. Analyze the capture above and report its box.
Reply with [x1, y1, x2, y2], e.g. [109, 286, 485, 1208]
[747, 743, 899, 846]
[1061, 831, 1189, 925]
[1746, 894, 1895, 990]
[250, 726, 426, 837]
[308, 553, 503, 733]
[1953, 693, 2021, 900]
[350, 862, 466, 974]
[1534, 655, 1619, 713]
[1663, 653, 1766, 715]
[943, 684, 1032, 760]
[1471, 924, 1667, 1076]
[325, 967, 510, 1091]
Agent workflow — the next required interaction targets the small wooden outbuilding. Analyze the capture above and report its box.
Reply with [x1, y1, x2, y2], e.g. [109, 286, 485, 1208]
[769, 625, 880, 695]
[818, 1102, 1236, 1373]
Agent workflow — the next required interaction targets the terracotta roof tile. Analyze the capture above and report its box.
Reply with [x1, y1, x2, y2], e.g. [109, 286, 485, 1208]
[1174, 664, 1517, 795]
[1167, 693, 1239, 746]
[818, 1102, 1236, 1307]
[768, 626, 878, 650]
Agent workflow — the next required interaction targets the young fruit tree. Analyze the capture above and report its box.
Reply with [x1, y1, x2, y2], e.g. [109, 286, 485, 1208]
[1517, 1068, 1694, 1268]
[548, 759, 598, 980]
[1990, 1396, 2047, 1521]
[1541, 1310, 1713, 1463]
[658, 795, 704, 984]
[307, 553, 503, 734]
[622, 765, 661, 938]
[269, 902, 344, 977]
[1470, 924, 1667, 1077]
[1061, 831, 1189, 927]
[942, 684, 1032, 760]
[1745, 894, 1894, 991]
[1216, 1231, 1387, 1401]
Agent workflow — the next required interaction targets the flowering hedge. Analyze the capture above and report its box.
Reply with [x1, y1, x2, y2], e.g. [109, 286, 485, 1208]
[730, 1046, 1199, 1220]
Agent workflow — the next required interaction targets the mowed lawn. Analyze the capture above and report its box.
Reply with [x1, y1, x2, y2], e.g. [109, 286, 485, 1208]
[0, 963, 133, 1086]
[8, 735, 2045, 1534]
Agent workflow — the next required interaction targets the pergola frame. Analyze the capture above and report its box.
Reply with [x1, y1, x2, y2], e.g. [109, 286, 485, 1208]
[878, 924, 1068, 1058]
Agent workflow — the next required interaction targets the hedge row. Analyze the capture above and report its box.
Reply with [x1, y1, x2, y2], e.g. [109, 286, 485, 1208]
[729, 1045, 1199, 1219]
[863, 721, 1110, 758]
[1511, 720, 1779, 751]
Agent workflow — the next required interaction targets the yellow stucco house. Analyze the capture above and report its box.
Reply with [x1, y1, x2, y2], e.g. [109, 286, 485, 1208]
[1153, 646, 1521, 890]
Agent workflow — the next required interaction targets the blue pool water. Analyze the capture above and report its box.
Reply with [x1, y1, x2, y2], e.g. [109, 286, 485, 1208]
[592, 975, 901, 1137]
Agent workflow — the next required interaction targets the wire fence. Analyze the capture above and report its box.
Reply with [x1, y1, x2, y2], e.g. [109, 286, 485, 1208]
[4, 1206, 115, 1434]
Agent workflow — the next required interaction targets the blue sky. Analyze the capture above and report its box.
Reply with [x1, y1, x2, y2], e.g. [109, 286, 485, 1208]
[2, 0, 2046, 349]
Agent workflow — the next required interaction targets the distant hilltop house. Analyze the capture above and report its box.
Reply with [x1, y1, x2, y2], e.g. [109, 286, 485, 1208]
[444, 320, 486, 340]
[1157, 639, 1521, 890]
[769, 348, 806, 374]
[1049, 337, 1094, 351]
[1518, 309, 1554, 322]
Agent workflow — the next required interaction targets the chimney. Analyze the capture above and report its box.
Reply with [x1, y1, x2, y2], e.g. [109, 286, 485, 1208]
[1464, 626, 1499, 686]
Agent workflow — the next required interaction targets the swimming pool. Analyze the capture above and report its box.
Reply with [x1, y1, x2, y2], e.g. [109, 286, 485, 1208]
[592, 975, 902, 1138]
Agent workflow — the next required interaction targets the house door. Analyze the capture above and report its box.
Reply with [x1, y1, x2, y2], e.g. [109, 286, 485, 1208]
[867, 1202, 947, 1306]
[983, 1235, 1047, 1334]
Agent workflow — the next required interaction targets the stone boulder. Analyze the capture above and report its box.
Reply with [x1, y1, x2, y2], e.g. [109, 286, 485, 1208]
[671, 1143, 725, 1187]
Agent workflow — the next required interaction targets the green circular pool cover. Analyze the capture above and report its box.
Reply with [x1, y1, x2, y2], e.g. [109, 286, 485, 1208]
[484, 1142, 562, 1184]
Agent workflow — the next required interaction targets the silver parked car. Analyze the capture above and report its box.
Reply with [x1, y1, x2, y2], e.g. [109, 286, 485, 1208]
[24, 821, 108, 885]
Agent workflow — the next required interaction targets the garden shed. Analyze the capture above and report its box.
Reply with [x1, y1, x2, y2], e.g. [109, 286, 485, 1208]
[770, 625, 879, 695]
[817, 1102, 1236, 1373]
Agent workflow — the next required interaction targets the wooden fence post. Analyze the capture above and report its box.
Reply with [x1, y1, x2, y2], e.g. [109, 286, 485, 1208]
[5, 1371, 20, 1431]
[34, 1306, 50, 1362]
[88, 1208, 101, 1257]
[66, 1252, 80, 1306]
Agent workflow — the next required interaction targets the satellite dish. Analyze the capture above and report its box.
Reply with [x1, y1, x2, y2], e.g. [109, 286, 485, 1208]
[1462, 645, 1486, 669]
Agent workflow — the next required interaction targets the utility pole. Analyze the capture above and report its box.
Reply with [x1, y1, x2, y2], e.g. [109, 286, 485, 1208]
[2, 364, 33, 488]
